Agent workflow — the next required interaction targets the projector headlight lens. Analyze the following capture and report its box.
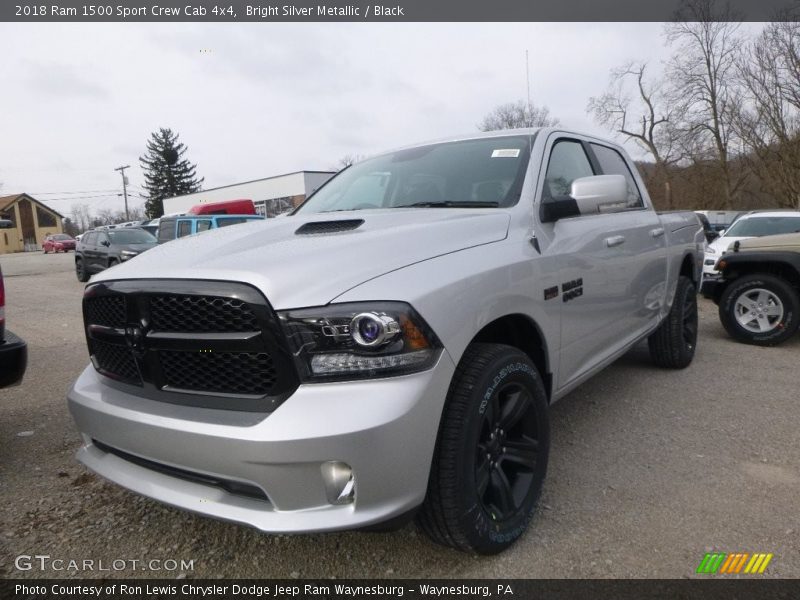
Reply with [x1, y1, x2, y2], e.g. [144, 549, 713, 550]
[278, 302, 441, 381]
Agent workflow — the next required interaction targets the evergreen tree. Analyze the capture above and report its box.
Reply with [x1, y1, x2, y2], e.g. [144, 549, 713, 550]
[139, 128, 203, 218]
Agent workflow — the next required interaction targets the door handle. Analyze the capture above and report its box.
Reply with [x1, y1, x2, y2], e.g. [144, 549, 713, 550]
[650, 227, 665, 238]
[604, 235, 626, 248]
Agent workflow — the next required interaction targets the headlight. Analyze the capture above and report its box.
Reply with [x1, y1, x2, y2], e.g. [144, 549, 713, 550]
[120, 250, 138, 260]
[277, 302, 441, 381]
[706, 247, 717, 254]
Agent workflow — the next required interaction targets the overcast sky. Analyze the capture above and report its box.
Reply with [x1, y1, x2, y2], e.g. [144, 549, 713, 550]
[0, 22, 761, 217]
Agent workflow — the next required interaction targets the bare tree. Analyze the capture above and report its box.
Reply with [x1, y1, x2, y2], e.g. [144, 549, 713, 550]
[70, 203, 93, 232]
[331, 154, 366, 172]
[478, 100, 559, 131]
[665, 0, 745, 209]
[735, 20, 800, 208]
[588, 62, 682, 208]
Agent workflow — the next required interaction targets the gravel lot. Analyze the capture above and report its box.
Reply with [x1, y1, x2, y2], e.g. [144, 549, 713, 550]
[0, 251, 797, 579]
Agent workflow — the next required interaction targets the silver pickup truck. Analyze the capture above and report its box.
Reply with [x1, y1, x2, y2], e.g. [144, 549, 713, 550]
[68, 129, 703, 554]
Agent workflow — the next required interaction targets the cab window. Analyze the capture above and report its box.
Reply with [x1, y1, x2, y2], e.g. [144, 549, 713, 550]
[589, 143, 644, 208]
[544, 140, 594, 199]
[196, 219, 212, 232]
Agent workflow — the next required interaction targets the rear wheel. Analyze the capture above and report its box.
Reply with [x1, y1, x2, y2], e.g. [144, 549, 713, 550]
[718, 274, 800, 346]
[75, 258, 89, 282]
[417, 343, 549, 554]
[648, 275, 698, 368]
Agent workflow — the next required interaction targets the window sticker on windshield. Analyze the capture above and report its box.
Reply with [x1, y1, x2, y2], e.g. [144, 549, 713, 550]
[491, 149, 521, 158]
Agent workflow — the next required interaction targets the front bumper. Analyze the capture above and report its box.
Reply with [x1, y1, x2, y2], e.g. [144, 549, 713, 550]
[0, 330, 27, 387]
[700, 275, 723, 300]
[67, 352, 455, 533]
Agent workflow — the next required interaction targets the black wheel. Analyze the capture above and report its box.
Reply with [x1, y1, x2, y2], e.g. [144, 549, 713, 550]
[718, 274, 800, 346]
[648, 275, 698, 368]
[75, 258, 89, 282]
[417, 343, 550, 554]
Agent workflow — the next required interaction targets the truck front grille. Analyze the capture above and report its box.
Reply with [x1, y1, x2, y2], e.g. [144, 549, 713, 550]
[91, 338, 140, 384]
[82, 280, 298, 411]
[161, 350, 277, 396]
[150, 295, 259, 332]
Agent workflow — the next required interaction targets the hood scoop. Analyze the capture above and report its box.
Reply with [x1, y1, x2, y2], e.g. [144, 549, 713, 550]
[295, 219, 364, 235]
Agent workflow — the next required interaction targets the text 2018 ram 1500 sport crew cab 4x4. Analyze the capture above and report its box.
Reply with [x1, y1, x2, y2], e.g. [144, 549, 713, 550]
[68, 129, 703, 554]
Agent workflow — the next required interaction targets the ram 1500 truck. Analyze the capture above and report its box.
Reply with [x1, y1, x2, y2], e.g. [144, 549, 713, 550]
[68, 129, 704, 554]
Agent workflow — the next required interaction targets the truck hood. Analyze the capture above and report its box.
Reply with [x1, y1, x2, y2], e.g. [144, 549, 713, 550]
[736, 232, 800, 252]
[92, 209, 511, 309]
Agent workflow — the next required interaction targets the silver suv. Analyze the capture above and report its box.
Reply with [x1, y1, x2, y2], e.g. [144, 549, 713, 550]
[68, 129, 703, 553]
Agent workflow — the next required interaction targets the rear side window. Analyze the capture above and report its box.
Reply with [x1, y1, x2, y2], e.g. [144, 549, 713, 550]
[177, 220, 192, 238]
[544, 140, 594, 199]
[196, 219, 212, 232]
[589, 143, 644, 208]
[157, 218, 176, 243]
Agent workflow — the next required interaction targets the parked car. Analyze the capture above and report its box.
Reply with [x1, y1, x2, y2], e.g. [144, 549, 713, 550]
[68, 129, 703, 554]
[156, 214, 264, 244]
[43, 233, 76, 253]
[75, 227, 157, 282]
[702, 232, 800, 345]
[0, 264, 27, 387]
[136, 218, 160, 237]
[702, 211, 800, 282]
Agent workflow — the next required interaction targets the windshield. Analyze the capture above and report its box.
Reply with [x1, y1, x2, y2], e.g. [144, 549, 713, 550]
[52, 234, 72, 240]
[296, 136, 532, 214]
[108, 229, 156, 244]
[724, 216, 800, 237]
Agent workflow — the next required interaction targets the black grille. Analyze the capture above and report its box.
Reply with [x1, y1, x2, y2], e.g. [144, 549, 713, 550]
[161, 350, 276, 396]
[82, 280, 299, 411]
[295, 219, 364, 235]
[91, 339, 140, 384]
[151, 295, 259, 332]
[85, 296, 126, 327]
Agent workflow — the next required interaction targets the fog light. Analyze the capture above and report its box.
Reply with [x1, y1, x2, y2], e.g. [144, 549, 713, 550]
[321, 461, 355, 505]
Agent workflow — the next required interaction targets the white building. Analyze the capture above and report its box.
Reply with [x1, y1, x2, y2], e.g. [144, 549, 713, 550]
[162, 171, 336, 217]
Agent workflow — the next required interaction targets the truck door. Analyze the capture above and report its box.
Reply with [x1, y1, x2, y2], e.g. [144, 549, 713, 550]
[533, 136, 650, 390]
[587, 142, 668, 337]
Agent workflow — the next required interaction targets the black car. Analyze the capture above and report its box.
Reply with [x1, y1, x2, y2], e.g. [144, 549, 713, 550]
[0, 264, 27, 387]
[75, 227, 157, 282]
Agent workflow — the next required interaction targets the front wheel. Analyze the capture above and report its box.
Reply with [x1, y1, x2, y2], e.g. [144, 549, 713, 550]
[75, 258, 90, 282]
[417, 343, 550, 554]
[718, 274, 800, 346]
[648, 275, 698, 368]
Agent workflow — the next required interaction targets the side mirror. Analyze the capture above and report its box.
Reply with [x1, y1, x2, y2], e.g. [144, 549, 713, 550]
[718, 229, 726, 236]
[569, 174, 628, 215]
[540, 174, 628, 223]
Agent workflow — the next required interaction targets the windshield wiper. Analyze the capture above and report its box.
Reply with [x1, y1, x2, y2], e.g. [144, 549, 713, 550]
[396, 201, 500, 209]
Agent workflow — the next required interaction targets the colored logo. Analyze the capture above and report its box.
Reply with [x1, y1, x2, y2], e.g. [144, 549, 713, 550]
[696, 552, 774, 574]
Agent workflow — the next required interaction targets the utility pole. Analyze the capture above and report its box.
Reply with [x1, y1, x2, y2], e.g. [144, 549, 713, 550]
[114, 165, 131, 220]
[525, 49, 532, 125]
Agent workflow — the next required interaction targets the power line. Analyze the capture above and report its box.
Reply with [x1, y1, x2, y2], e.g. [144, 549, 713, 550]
[31, 189, 120, 195]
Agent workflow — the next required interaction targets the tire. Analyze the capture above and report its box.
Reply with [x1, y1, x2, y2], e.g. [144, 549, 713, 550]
[648, 275, 698, 369]
[417, 343, 550, 554]
[108, 259, 118, 268]
[75, 258, 90, 282]
[718, 274, 800, 346]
